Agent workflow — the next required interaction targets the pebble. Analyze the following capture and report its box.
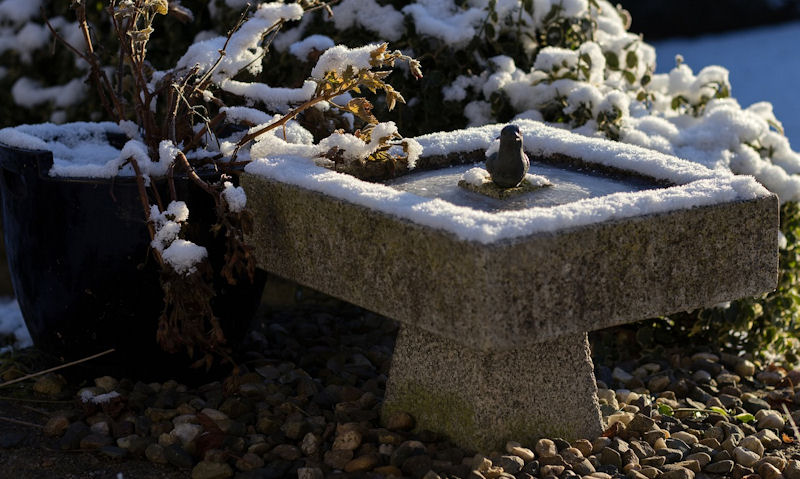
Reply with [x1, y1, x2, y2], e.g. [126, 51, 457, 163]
[756, 410, 785, 430]
[43, 414, 71, 437]
[505, 441, 535, 461]
[344, 454, 380, 472]
[705, 460, 735, 474]
[15, 312, 800, 479]
[191, 460, 233, 479]
[536, 438, 558, 457]
[33, 374, 66, 397]
[733, 446, 760, 467]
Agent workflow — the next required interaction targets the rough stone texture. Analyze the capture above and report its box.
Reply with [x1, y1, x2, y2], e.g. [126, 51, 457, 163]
[381, 326, 603, 451]
[242, 166, 778, 452]
[242, 173, 778, 351]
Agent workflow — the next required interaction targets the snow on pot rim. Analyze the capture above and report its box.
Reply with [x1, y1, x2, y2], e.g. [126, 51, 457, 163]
[0, 121, 235, 180]
[245, 119, 773, 244]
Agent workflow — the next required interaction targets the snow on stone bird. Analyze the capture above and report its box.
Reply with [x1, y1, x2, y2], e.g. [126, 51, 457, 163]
[485, 124, 530, 188]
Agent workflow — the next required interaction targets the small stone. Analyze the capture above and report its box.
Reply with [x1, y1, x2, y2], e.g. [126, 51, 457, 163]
[733, 447, 760, 467]
[758, 462, 783, 479]
[641, 456, 666, 467]
[601, 447, 622, 467]
[573, 439, 593, 457]
[643, 429, 667, 445]
[300, 432, 320, 456]
[345, 454, 380, 473]
[94, 376, 118, 392]
[116, 435, 149, 456]
[660, 467, 695, 479]
[740, 436, 765, 457]
[272, 444, 301, 461]
[593, 437, 612, 454]
[402, 454, 433, 478]
[628, 414, 656, 433]
[640, 466, 661, 479]
[785, 460, 800, 479]
[630, 441, 655, 459]
[573, 458, 596, 475]
[237, 454, 267, 474]
[756, 410, 785, 430]
[296, 467, 324, 479]
[44, 415, 71, 437]
[59, 422, 89, 450]
[191, 460, 233, 479]
[325, 449, 354, 469]
[496, 455, 524, 474]
[743, 397, 772, 415]
[333, 429, 362, 451]
[736, 360, 756, 378]
[541, 464, 565, 476]
[509, 446, 535, 462]
[657, 448, 684, 463]
[374, 465, 404, 477]
[758, 456, 788, 471]
[80, 433, 112, 449]
[648, 376, 671, 393]
[384, 411, 415, 431]
[686, 453, 711, 468]
[732, 464, 754, 479]
[753, 430, 782, 451]
[704, 460, 735, 474]
[33, 374, 66, 397]
[100, 445, 127, 460]
[756, 371, 783, 386]
[145, 443, 169, 464]
[536, 438, 558, 458]
[164, 444, 194, 468]
[672, 432, 698, 445]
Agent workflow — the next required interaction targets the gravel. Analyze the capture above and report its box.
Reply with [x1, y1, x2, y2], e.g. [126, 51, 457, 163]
[4, 304, 800, 479]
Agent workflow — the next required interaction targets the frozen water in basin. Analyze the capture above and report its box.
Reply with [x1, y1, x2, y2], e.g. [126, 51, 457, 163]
[385, 161, 662, 212]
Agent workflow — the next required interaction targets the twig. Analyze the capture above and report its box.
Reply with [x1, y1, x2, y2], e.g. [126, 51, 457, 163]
[0, 396, 72, 404]
[0, 416, 42, 429]
[175, 152, 217, 197]
[782, 403, 799, 441]
[0, 348, 115, 389]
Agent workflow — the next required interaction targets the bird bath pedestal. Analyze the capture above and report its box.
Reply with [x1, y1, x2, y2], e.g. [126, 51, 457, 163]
[241, 122, 778, 451]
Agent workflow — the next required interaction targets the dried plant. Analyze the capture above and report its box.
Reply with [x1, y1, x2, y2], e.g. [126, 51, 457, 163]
[45, 0, 420, 367]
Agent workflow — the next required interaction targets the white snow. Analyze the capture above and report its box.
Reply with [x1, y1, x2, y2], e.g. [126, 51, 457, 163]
[222, 181, 247, 212]
[246, 120, 770, 244]
[310, 43, 380, 79]
[11, 77, 86, 109]
[175, 2, 303, 80]
[0, 299, 32, 353]
[161, 240, 208, 276]
[330, 0, 404, 41]
[652, 21, 800, 150]
[220, 79, 317, 113]
[80, 390, 121, 404]
[288, 34, 335, 61]
[0, 123, 178, 178]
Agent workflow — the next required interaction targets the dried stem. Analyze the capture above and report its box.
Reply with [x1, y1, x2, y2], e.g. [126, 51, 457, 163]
[0, 349, 116, 389]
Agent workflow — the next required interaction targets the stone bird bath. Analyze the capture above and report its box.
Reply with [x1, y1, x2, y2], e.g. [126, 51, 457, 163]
[241, 120, 778, 451]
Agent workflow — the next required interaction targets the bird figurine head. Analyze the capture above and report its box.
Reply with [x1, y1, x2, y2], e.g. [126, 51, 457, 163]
[485, 124, 529, 188]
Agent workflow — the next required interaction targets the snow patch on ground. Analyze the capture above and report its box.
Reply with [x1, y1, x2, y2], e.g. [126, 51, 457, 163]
[0, 299, 32, 354]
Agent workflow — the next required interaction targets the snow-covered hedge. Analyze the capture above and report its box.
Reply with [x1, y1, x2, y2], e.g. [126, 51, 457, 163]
[3, 0, 800, 358]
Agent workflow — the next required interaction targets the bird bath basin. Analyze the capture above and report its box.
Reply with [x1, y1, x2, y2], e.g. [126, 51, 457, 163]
[241, 120, 778, 451]
[385, 161, 660, 211]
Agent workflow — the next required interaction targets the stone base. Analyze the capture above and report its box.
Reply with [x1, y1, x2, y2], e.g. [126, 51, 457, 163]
[457, 174, 551, 199]
[382, 325, 603, 452]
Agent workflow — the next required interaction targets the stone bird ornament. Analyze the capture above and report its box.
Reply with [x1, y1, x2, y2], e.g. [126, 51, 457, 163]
[485, 124, 529, 188]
